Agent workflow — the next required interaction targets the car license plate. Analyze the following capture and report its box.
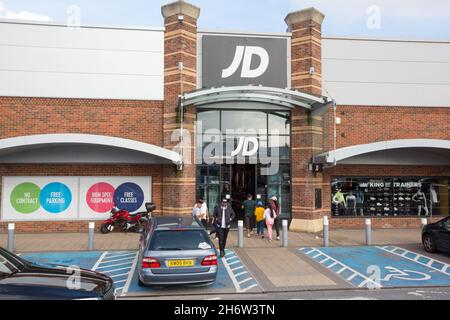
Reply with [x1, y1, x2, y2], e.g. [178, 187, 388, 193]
[168, 260, 195, 267]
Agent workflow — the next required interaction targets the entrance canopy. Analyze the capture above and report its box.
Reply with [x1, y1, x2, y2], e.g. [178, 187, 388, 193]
[182, 85, 330, 114]
[314, 139, 450, 166]
[0, 134, 182, 166]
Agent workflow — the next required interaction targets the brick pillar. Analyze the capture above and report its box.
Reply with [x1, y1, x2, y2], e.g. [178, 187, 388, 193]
[285, 8, 328, 232]
[161, 0, 199, 216]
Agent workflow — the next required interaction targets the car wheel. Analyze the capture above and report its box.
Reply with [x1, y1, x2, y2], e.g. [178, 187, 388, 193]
[138, 278, 146, 287]
[423, 233, 436, 253]
[100, 223, 111, 234]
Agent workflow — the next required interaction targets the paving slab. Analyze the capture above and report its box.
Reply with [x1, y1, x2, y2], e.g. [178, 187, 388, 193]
[0, 232, 140, 252]
[236, 247, 351, 292]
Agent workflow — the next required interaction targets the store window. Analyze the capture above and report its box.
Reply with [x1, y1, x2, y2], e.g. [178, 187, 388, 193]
[196, 110, 291, 220]
[331, 177, 450, 217]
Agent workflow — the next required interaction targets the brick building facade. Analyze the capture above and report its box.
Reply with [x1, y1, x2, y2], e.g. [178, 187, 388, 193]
[0, 0, 449, 233]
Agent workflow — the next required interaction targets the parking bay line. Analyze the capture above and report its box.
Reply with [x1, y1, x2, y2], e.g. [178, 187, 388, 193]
[101, 266, 134, 273]
[100, 256, 136, 264]
[91, 251, 109, 271]
[221, 255, 245, 293]
[300, 248, 382, 289]
[96, 261, 133, 270]
[235, 271, 248, 277]
[109, 273, 130, 278]
[238, 277, 252, 285]
[121, 252, 139, 296]
[231, 265, 245, 272]
[377, 246, 450, 276]
[104, 252, 136, 259]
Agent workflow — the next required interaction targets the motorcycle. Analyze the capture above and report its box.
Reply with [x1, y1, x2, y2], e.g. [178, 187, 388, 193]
[100, 202, 156, 234]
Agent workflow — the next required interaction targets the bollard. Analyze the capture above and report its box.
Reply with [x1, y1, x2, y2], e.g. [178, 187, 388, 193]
[421, 218, 428, 229]
[7, 223, 15, 252]
[88, 222, 95, 251]
[323, 216, 329, 247]
[237, 220, 244, 248]
[282, 220, 288, 247]
[365, 219, 372, 246]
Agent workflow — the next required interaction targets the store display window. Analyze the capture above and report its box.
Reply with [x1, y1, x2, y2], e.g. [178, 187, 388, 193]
[331, 177, 450, 217]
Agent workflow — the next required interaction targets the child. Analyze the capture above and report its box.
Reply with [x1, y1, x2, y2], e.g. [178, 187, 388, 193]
[264, 203, 275, 241]
[254, 201, 265, 238]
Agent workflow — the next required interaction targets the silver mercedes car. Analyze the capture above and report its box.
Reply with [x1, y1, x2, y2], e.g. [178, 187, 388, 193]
[137, 216, 218, 286]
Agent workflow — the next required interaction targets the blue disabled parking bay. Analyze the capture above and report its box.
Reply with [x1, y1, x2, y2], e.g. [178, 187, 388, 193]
[299, 246, 450, 289]
[125, 249, 260, 297]
[21, 249, 261, 297]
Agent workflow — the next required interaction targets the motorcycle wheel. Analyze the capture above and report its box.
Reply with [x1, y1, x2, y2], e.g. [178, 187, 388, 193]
[116, 219, 127, 232]
[100, 223, 111, 234]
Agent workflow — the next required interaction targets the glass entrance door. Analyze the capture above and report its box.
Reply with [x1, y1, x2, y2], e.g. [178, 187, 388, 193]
[230, 164, 256, 221]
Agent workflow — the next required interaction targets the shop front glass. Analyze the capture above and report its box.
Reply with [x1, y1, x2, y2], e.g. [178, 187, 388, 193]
[331, 177, 450, 217]
[196, 110, 291, 220]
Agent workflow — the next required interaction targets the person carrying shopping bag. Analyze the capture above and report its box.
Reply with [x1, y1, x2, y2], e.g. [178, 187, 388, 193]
[264, 203, 275, 242]
[254, 201, 265, 239]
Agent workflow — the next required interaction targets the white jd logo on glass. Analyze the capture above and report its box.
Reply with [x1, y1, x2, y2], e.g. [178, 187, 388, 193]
[231, 137, 259, 157]
[222, 46, 270, 79]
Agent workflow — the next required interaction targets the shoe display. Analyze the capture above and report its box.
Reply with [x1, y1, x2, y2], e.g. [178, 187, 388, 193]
[376, 203, 382, 207]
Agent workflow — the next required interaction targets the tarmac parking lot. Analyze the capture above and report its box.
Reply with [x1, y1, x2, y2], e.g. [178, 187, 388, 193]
[21, 249, 261, 298]
[299, 245, 450, 289]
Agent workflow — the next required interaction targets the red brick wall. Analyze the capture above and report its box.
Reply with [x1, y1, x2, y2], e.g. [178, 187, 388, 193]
[329, 216, 443, 229]
[0, 97, 164, 145]
[329, 106, 450, 149]
[0, 164, 163, 233]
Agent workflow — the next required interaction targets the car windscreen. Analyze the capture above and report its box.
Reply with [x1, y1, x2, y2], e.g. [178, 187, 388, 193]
[148, 230, 211, 251]
[0, 255, 18, 277]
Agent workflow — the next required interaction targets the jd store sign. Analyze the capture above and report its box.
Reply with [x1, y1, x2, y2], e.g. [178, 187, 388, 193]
[202, 35, 288, 88]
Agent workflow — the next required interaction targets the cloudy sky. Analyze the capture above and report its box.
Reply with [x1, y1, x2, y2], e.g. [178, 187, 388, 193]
[1, 0, 449, 40]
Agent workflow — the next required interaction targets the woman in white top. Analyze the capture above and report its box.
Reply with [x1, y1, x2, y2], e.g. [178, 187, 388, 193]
[193, 199, 208, 229]
[264, 203, 275, 242]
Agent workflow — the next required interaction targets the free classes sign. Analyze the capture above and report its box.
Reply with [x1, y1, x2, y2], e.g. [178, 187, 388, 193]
[1, 177, 151, 221]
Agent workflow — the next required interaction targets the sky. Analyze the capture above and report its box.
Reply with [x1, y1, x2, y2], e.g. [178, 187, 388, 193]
[1, 0, 450, 40]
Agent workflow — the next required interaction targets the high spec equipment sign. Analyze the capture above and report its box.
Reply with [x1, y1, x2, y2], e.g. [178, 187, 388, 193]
[1, 177, 151, 221]
[202, 35, 288, 88]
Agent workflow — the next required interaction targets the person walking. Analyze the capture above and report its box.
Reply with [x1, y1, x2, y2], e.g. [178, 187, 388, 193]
[213, 199, 236, 258]
[254, 201, 265, 239]
[243, 194, 256, 238]
[192, 199, 208, 229]
[270, 196, 281, 240]
[264, 203, 275, 242]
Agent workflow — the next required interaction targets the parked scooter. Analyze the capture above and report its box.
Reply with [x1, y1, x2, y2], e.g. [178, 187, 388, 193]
[100, 202, 156, 234]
